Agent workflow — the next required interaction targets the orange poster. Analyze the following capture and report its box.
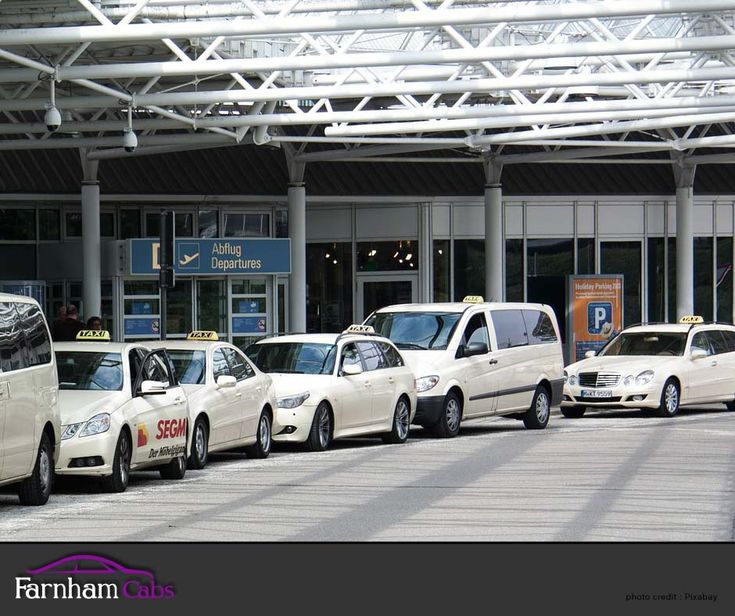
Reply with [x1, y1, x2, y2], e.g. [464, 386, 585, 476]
[567, 275, 624, 363]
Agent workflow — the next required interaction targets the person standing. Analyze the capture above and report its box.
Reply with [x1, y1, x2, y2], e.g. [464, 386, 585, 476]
[86, 316, 103, 331]
[50, 304, 67, 341]
[54, 304, 85, 341]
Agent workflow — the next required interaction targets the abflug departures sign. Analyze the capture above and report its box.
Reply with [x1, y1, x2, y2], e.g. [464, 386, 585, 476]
[14, 554, 174, 601]
[129, 238, 291, 276]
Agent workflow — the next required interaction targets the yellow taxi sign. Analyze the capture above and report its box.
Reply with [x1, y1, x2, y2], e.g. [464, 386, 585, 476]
[679, 315, 704, 324]
[462, 295, 484, 304]
[343, 324, 375, 335]
[187, 330, 219, 341]
[76, 330, 111, 341]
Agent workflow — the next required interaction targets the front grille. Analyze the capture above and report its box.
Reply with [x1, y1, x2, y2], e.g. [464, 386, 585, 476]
[578, 372, 620, 387]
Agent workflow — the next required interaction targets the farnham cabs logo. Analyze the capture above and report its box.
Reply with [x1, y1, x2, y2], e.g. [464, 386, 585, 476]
[15, 554, 175, 600]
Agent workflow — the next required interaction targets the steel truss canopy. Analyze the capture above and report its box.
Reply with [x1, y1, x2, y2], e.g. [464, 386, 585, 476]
[2, 0, 735, 167]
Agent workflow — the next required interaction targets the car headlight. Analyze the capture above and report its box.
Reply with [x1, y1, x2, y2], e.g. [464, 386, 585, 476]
[79, 413, 111, 437]
[567, 373, 577, 386]
[415, 375, 439, 393]
[61, 423, 83, 440]
[635, 370, 655, 386]
[277, 392, 310, 409]
[623, 374, 635, 386]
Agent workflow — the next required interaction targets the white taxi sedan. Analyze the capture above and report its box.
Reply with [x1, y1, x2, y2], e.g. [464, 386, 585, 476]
[54, 331, 189, 492]
[246, 326, 417, 451]
[562, 318, 735, 418]
[151, 332, 277, 469]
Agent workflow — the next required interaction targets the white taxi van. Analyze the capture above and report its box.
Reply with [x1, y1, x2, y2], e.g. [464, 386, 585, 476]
[0, 293, 60, 506]
[246, 326, 417, 451]
[54, 330, 189, 492]
[562, 316, 735, 418]
[151, 331, 277, 469]
[365, 297, 564, 437]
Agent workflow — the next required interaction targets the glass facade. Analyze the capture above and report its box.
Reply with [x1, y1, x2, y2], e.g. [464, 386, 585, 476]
[433, 239, 450, 302]
[357, 240, 418, 272]
[600, 241, 641, 327]
[306, 242, 353, 333]
[453, 239, 483, 300]
[505, 239, 523, 302]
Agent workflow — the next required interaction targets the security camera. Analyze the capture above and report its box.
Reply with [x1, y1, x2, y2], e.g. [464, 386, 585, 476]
[122, 127, 138, 152]
[44, 104, 62, 132]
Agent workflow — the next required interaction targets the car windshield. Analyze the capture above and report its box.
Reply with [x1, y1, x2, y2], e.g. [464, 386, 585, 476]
[167, 350, 206, 385]
[246, 342, 336, 374]
[365, 312, 461, 350]
[600, 332, 687, 357]
[56, 351, 124, 390]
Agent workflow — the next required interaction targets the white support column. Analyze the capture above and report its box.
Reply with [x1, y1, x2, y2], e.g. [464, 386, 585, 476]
[484, 157, 504, 302]
[288, 160, 307, 333]
[81, 155, 101, 321]
[674, 162, 696, 320]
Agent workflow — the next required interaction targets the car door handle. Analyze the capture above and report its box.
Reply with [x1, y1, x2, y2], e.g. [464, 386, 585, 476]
[235, 392, 243, 398]
[388, 377, 395, 384]
[174, 397, 186, 405]
[711, 360, 718, 366]
[489, 359, 498, 365]
[364, 381, 372, 388]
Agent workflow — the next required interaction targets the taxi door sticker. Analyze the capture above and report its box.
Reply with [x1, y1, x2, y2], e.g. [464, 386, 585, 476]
[137, 424, 149, 448]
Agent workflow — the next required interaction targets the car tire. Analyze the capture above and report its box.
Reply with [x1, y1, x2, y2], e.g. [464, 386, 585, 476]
[245, 410, 272, 459]
[101, 431, 132, 493]
[523, 385, 551, 429]
[18, 433, 53, 506]
[305, 402, 331, 452]
[159, 454, 186, 480]
[561, 406, 586, 419]
[430, 391, 462, 438]
[382, 396, 411, 444]
[656, 378, 680, 417]
[189, 416, 209, 470]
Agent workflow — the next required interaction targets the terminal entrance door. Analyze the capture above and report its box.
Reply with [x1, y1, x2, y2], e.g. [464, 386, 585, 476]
[356, 274, 417, 322]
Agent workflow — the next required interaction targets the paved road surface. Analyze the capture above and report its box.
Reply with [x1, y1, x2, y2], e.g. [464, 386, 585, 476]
[2, 407, 734, 541]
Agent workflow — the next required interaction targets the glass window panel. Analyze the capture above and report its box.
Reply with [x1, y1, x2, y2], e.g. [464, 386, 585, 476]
[647, 238, 666, 323]
[223, 347, 253, 380]
[198, 209, 218, 238]
[275, 210, 288, 238]
[197, 280, 227, 334]
[306, 242, 353, 333]
[694, 237, 713, 322]
[340, 343, 362, 373]
[527, 238, 573, 343]
[0, 209, 35, 241]
[124, 299, 159, 315]
[224, 213, 270, 237]
[461, 312, 490, 347]
[232, 279, 266, 295]
[16, 301, 52, 366]
[39, 209, 60, 241]
[600, 241, 642, 327]
[506, 239, 523, 302]
[120, 209, 141, 239]
[490, 310, 527, 349]
[577, 238, 595, 275]
[232, 297, 266, 314]
[0, 245, 36, 279]
[453, 239, 484, 301]
[65, 212, 82, 237]
[0, 302, 26, 372]
[212, 348, 231, 380]
[164, 281, 192, 335]
[357, 241, 418, 272]
[101, 212, 115, 238]
[717, 237, 732, 323]
[145, 211, 193, 238]
[356, 341, 387, 371]
[377, 341, 404, 367]
[124, 281, 159, 296]
[522, 309, 557, 344]
[667, 238, 677, 323]
[433, 239, 450, 302]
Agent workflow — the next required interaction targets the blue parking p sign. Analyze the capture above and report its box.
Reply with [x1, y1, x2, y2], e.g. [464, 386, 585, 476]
[587, 302, 612, 334]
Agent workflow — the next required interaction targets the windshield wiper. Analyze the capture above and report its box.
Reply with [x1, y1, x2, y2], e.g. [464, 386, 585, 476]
[396, 342, 427, 350]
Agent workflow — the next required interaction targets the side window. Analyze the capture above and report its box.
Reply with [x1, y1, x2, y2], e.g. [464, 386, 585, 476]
[522, 309, 558, 345]
[223, 347, 254, 380]
[212, 348, 231, 380]
[706, 330, 729, 355]
[356, 341, 388, 371]
[340, 343, 362, 374]
[490, 310, 528, 350]
[378, 342, 404, 367]
[0, 302, 27, 373]
[461, 312, 490, 349]
[690, 332, 712, 356]
[141, 352, 171, 386]
[721, 330, 735, 352]
[16, 302, 52, 366]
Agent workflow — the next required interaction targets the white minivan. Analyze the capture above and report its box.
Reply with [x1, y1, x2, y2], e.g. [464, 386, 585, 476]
[0, 293, 60, 505]
[365, 297, 564, 437]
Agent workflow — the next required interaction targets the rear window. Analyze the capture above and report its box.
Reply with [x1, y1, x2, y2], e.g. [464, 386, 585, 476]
[365, 311, 461, 350]
[247, 342, 336, 375]
[56, 351, 124, 390]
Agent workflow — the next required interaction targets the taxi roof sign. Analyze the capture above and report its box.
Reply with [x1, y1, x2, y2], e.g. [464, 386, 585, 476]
[679, 315, 704, 324]
[343, 324, 375, 335]
[462, 295, 484, 304]
[76, 330, 111, 341]
[187, 330, 219, 341]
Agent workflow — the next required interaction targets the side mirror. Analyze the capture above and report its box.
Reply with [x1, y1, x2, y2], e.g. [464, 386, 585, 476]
[216, 375, 237, 388]
[464, 342, 488, 357]
[139, 380, 167, 396]
[584, 350, 597, 359]
[691, 348, 708, 360]
[342, 363, 363, 376]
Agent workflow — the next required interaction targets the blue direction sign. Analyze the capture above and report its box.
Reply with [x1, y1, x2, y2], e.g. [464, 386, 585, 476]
[129, 238, 291, 275]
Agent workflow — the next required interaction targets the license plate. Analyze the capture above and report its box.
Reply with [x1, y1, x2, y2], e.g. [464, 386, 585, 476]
[580, 389, 612, 399]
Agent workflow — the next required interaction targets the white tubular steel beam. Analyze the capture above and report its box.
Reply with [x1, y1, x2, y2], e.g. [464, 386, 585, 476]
[0, 133, 235, 151]
[0, 1, 732, 46]
[5, 65, 735, 113]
